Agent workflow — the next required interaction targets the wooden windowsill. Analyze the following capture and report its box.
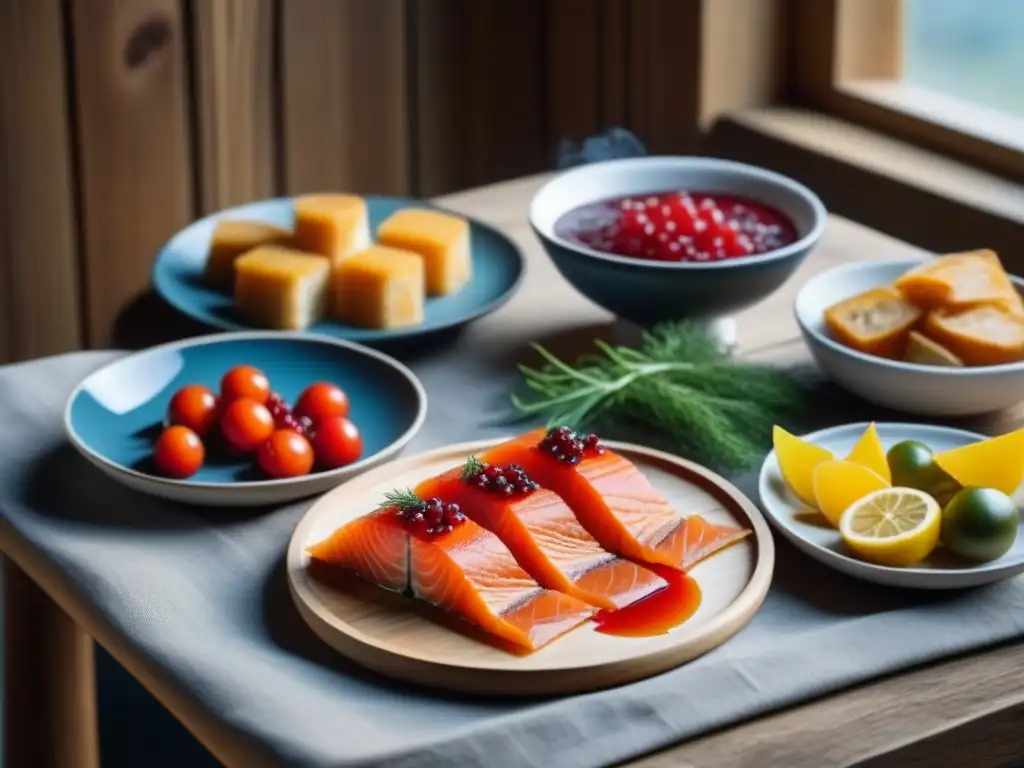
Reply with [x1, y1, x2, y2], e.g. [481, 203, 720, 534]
[841, 81, 1024, 157]
[702, 106, 1024, 271]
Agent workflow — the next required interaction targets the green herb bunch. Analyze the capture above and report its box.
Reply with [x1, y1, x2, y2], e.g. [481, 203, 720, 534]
[510, 321, 806, 470]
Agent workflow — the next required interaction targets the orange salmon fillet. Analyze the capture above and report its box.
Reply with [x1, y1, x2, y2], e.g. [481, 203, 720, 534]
[413, 466, 663, 610]
[481, 428, 749, 570]
[307, 507, 595, 651]
[417, 468, 667, 610]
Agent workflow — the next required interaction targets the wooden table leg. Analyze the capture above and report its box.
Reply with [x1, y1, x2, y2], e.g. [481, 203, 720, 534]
[3, 556, 100, 768]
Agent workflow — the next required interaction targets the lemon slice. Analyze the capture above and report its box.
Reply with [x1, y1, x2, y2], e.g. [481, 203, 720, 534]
[838, 488, 941, 567]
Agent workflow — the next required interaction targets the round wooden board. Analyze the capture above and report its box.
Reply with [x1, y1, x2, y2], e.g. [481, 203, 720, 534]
[287, 438, 774, 696]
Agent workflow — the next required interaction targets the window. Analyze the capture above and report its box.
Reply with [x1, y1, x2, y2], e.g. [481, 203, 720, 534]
[792, 0, 1024, 181]
[904, 0, 1024, 118]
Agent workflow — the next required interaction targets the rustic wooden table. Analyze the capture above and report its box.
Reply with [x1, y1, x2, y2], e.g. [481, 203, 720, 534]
[4, 173, 1024, 768]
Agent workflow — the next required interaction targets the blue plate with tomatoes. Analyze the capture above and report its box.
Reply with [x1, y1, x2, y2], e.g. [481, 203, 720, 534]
[63, 332, 427, 507]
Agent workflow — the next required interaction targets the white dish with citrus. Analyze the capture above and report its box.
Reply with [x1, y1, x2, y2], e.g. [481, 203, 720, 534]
[758, 421, 1024, 589]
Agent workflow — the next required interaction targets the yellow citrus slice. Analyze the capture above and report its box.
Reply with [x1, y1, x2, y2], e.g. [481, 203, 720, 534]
[773, 425, 833, 506]
[843, 422, 892, 483]
[812, 460, 891, 527]
[933, 428, 1024, 496]
[838, 488, 941, 567]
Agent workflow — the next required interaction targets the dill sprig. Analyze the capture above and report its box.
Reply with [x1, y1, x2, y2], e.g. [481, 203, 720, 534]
[377, 488, 423, 510]
[461, 455, 485, 481]
[510, 320, 806, 470]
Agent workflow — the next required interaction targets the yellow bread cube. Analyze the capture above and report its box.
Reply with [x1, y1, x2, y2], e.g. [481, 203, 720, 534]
[332, 246, 425, 329]
[204, 219, 290, 291]
[234, 246, 330, 330]
[293, 194, 370, 265]
[376, 208, 471, 296]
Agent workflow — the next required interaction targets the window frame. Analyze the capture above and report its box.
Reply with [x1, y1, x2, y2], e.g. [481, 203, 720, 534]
[790, 0, 1024, 182]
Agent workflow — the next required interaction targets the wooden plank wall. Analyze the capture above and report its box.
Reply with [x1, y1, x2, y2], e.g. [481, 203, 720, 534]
[0, 0, 714, 364]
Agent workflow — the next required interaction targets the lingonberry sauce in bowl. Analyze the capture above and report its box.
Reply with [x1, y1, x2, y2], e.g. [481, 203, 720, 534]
[529, 156, 827, 329]
[555, 190, 798, 263]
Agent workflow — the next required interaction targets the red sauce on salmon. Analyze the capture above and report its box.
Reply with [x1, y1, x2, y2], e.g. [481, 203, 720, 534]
[593, 564, 702, 637]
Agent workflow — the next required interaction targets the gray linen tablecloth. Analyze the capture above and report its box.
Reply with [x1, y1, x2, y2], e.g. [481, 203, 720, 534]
[3, 342, 1024, 768]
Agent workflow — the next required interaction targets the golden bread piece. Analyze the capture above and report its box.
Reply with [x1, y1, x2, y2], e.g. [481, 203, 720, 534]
[377, 208, 471, 296]
[293, 194, 371, 265]
[922, 305, 1024, 366]
[895, 250, 1018, 310]
[204, 219, 290, 291]
[824, 287, 922, 359]
[904, 330, 964, 367]
[332, 246, 425, 329]
[234, 246, 330, 330]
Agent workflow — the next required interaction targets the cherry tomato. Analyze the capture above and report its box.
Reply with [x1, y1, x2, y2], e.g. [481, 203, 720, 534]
[258, 429, 315, 478]
[220, 397, 274, 452]
[220, 365, 271, 405]
[153, 425, 205, 479]
[294, 382, 349, 423]
[312, 416, 363, 468]
[166, 384, 220, 437]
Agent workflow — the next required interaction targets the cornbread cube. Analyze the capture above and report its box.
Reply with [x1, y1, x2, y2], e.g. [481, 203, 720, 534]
[234, 246, 330, 330]
[204, 219, 290, 291]
[376, 208, 471, 296]
[332, 246, 425, 329]
[293, 194, 371, 265]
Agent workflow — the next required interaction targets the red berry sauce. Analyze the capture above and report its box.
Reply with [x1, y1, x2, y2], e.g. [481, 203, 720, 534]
[554, 190, 798, 263]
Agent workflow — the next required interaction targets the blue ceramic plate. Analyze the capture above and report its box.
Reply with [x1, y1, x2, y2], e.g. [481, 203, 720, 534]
[152, 196, 525, 341]
[64, 332, 427, 507]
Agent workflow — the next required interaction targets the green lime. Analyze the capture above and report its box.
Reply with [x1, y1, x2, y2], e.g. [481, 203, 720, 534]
[941, 487, 1020, 562]
[886, 440, 961, 504]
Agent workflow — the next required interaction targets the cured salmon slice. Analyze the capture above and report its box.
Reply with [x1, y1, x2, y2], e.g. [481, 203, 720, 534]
[415, 465, 668, 611]
[307, 506, 595, 652]
[481, 428, 749, 570]
[655, 514, 751, 571]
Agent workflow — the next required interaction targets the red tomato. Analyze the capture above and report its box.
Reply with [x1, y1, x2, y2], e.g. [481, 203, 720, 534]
[294, 382, 349, 423]
[220, 365, 271, 405]
[220, 397, 274, 452]
[312, 416, 363, 468]
[258, 429, 315, 478]
[154, 425, 205, 479]
[166, 384, 220, 437]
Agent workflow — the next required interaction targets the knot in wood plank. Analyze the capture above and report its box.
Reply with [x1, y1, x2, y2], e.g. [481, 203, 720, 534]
[123, 14, 172, 70]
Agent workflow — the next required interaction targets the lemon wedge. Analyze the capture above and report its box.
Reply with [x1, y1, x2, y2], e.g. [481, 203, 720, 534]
[844, 422, 891, 483]
[812, 460, 890, 527]
[838, 488, 940, 567]
[773, 425, 833, 506]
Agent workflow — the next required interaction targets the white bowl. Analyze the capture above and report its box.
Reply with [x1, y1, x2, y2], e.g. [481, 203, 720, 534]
[795, 259, 1024, 417]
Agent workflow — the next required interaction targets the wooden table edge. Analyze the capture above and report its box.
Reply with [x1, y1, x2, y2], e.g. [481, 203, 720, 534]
[1, 521, 276, 768]
[622, 638, 1024, 767]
